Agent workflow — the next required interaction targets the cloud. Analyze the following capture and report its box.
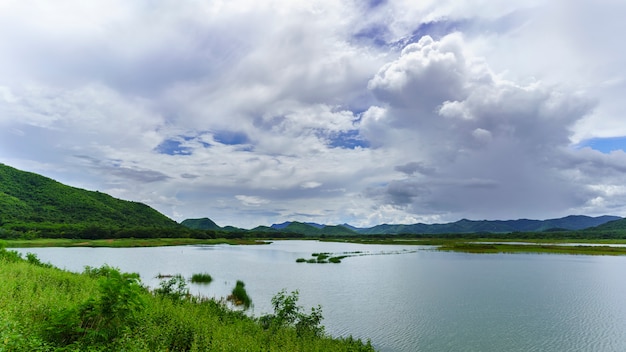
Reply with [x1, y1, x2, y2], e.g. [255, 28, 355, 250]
[0, 1, 625, 228]
[236, 195, 270, 207]
[362, 33, 596, 221]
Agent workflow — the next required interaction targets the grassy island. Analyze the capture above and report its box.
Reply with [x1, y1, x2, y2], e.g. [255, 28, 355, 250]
[0, 246, 374, 351]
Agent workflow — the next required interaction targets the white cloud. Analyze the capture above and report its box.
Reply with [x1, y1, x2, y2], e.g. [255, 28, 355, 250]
[236, 195, 270, 207]
[0, 0, 625, 228]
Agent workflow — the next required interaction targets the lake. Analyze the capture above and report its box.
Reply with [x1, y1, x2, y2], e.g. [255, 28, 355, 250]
[16, 240, 626, 352]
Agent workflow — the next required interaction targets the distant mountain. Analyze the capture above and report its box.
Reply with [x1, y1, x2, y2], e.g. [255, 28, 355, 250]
[250, 225, 280, 233]
[356, 215, 621, 235]
[274, 222, 357, 236]
[590, 217, 626, 231]
[270, 221, 292, 230]
[271, 221, 327, 230]
[0, 163, 180, 230]
[180, 218, 220, 230]
[341, 223, 363, 232]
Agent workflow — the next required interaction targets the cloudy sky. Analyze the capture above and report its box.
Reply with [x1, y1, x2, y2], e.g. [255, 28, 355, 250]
[1, 0, 626, 228]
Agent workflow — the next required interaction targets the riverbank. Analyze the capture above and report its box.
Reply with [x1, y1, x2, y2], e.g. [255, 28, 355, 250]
[1, 237, 268, 248]
[332, 238, 626, 256]
[5, 237, 626, 256]
[0, 247, 374, 351]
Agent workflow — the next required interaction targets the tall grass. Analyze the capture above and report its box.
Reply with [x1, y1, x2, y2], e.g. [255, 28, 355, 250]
[190, 272, 213, 284]
[0, 247, 375, 351]
[228, 280, 252, 309]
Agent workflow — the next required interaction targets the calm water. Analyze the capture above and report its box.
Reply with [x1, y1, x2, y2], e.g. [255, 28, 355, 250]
[16, 241, 626, 352]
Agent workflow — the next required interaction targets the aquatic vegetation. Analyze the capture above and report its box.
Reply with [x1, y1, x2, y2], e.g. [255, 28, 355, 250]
[296, 249, 418, 264]
[228, 280, 252, 309]
[190, 272, 213, 284]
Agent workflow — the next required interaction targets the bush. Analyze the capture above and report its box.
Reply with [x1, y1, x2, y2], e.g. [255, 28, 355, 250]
[154, 275, 189, 302]
[44, 265, 146, 345]
[260, 289, 324, 337]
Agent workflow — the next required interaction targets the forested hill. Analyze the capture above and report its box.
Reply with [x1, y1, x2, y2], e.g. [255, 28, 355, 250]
[0, 163, 179, 232]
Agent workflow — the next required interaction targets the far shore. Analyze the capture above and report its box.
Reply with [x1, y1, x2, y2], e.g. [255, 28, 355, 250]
[1, 238, 269, 248]
[4, 237, 626, 256]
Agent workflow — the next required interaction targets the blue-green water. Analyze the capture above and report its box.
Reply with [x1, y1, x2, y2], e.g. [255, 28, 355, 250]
[17, 241, 626, 351]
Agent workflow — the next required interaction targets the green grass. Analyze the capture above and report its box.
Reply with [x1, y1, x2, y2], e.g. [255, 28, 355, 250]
[331, 238, 626, 256]
[0, 247, 375, 351]
[1, 237, 268, 248]
[228, 280, 252, 309]
[190, 273, 213, 284]
[437, 242, 626, 255]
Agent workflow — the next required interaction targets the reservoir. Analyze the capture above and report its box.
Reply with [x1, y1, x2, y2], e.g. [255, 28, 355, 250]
[17, 241, 626, 352]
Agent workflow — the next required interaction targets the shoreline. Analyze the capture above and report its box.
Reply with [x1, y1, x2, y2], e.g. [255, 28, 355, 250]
[4, 237, 626, 255]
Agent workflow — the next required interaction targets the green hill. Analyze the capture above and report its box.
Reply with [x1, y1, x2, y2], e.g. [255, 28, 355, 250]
[180, 217, 221, 230]
[0, 163, 179, 234]
[279, 222, 357, 236]
[591, 217, 626, 231]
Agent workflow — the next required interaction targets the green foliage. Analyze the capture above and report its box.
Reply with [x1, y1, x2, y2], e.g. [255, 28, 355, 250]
[280, 222, 357, 236]
[190, 272, 213, 284]
[0, 246, 22, 263]
[44, 265, 146, 345]
[297, 252, 348, 264]
[181, 217, 221, 230]
[154, 275, 190, 302]
[0, 163, 181, 237]
[0, 256, 375, 351]
[260, 289, 325, 338]
[25, 252, 53, 268]
[228, 280, 252, 309]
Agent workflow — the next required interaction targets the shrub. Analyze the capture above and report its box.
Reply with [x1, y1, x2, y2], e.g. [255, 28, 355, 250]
[260, 289, 324, 337]
[44, 265, 146, 345]
[154, 275, 189, 302]
[0, 246, 22, 263]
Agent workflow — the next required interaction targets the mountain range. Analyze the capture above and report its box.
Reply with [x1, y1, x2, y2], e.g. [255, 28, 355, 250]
[1, 162, 625, 238]
[181, 215, 622, 236]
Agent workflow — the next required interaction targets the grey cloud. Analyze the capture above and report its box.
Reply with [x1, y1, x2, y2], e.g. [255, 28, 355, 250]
[395, 161, 436, 176]
[180, 173, 199, 179]
[75, 155, 169, 183]
[110, 168, 169, 183]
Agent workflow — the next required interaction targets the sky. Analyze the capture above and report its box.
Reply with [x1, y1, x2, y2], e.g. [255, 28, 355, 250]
[1, 0, 626, 229]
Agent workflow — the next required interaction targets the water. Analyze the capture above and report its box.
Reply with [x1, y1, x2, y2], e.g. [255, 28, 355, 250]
[16, 241, 626, 352]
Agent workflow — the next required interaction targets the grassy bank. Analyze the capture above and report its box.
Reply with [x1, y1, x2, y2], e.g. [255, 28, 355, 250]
[1, 237, 267, 248]
[0, 247, 374, 351]
[6, 236, 626, 256]
[437, 242, 626, 255]
[331, 238, 626, 256]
